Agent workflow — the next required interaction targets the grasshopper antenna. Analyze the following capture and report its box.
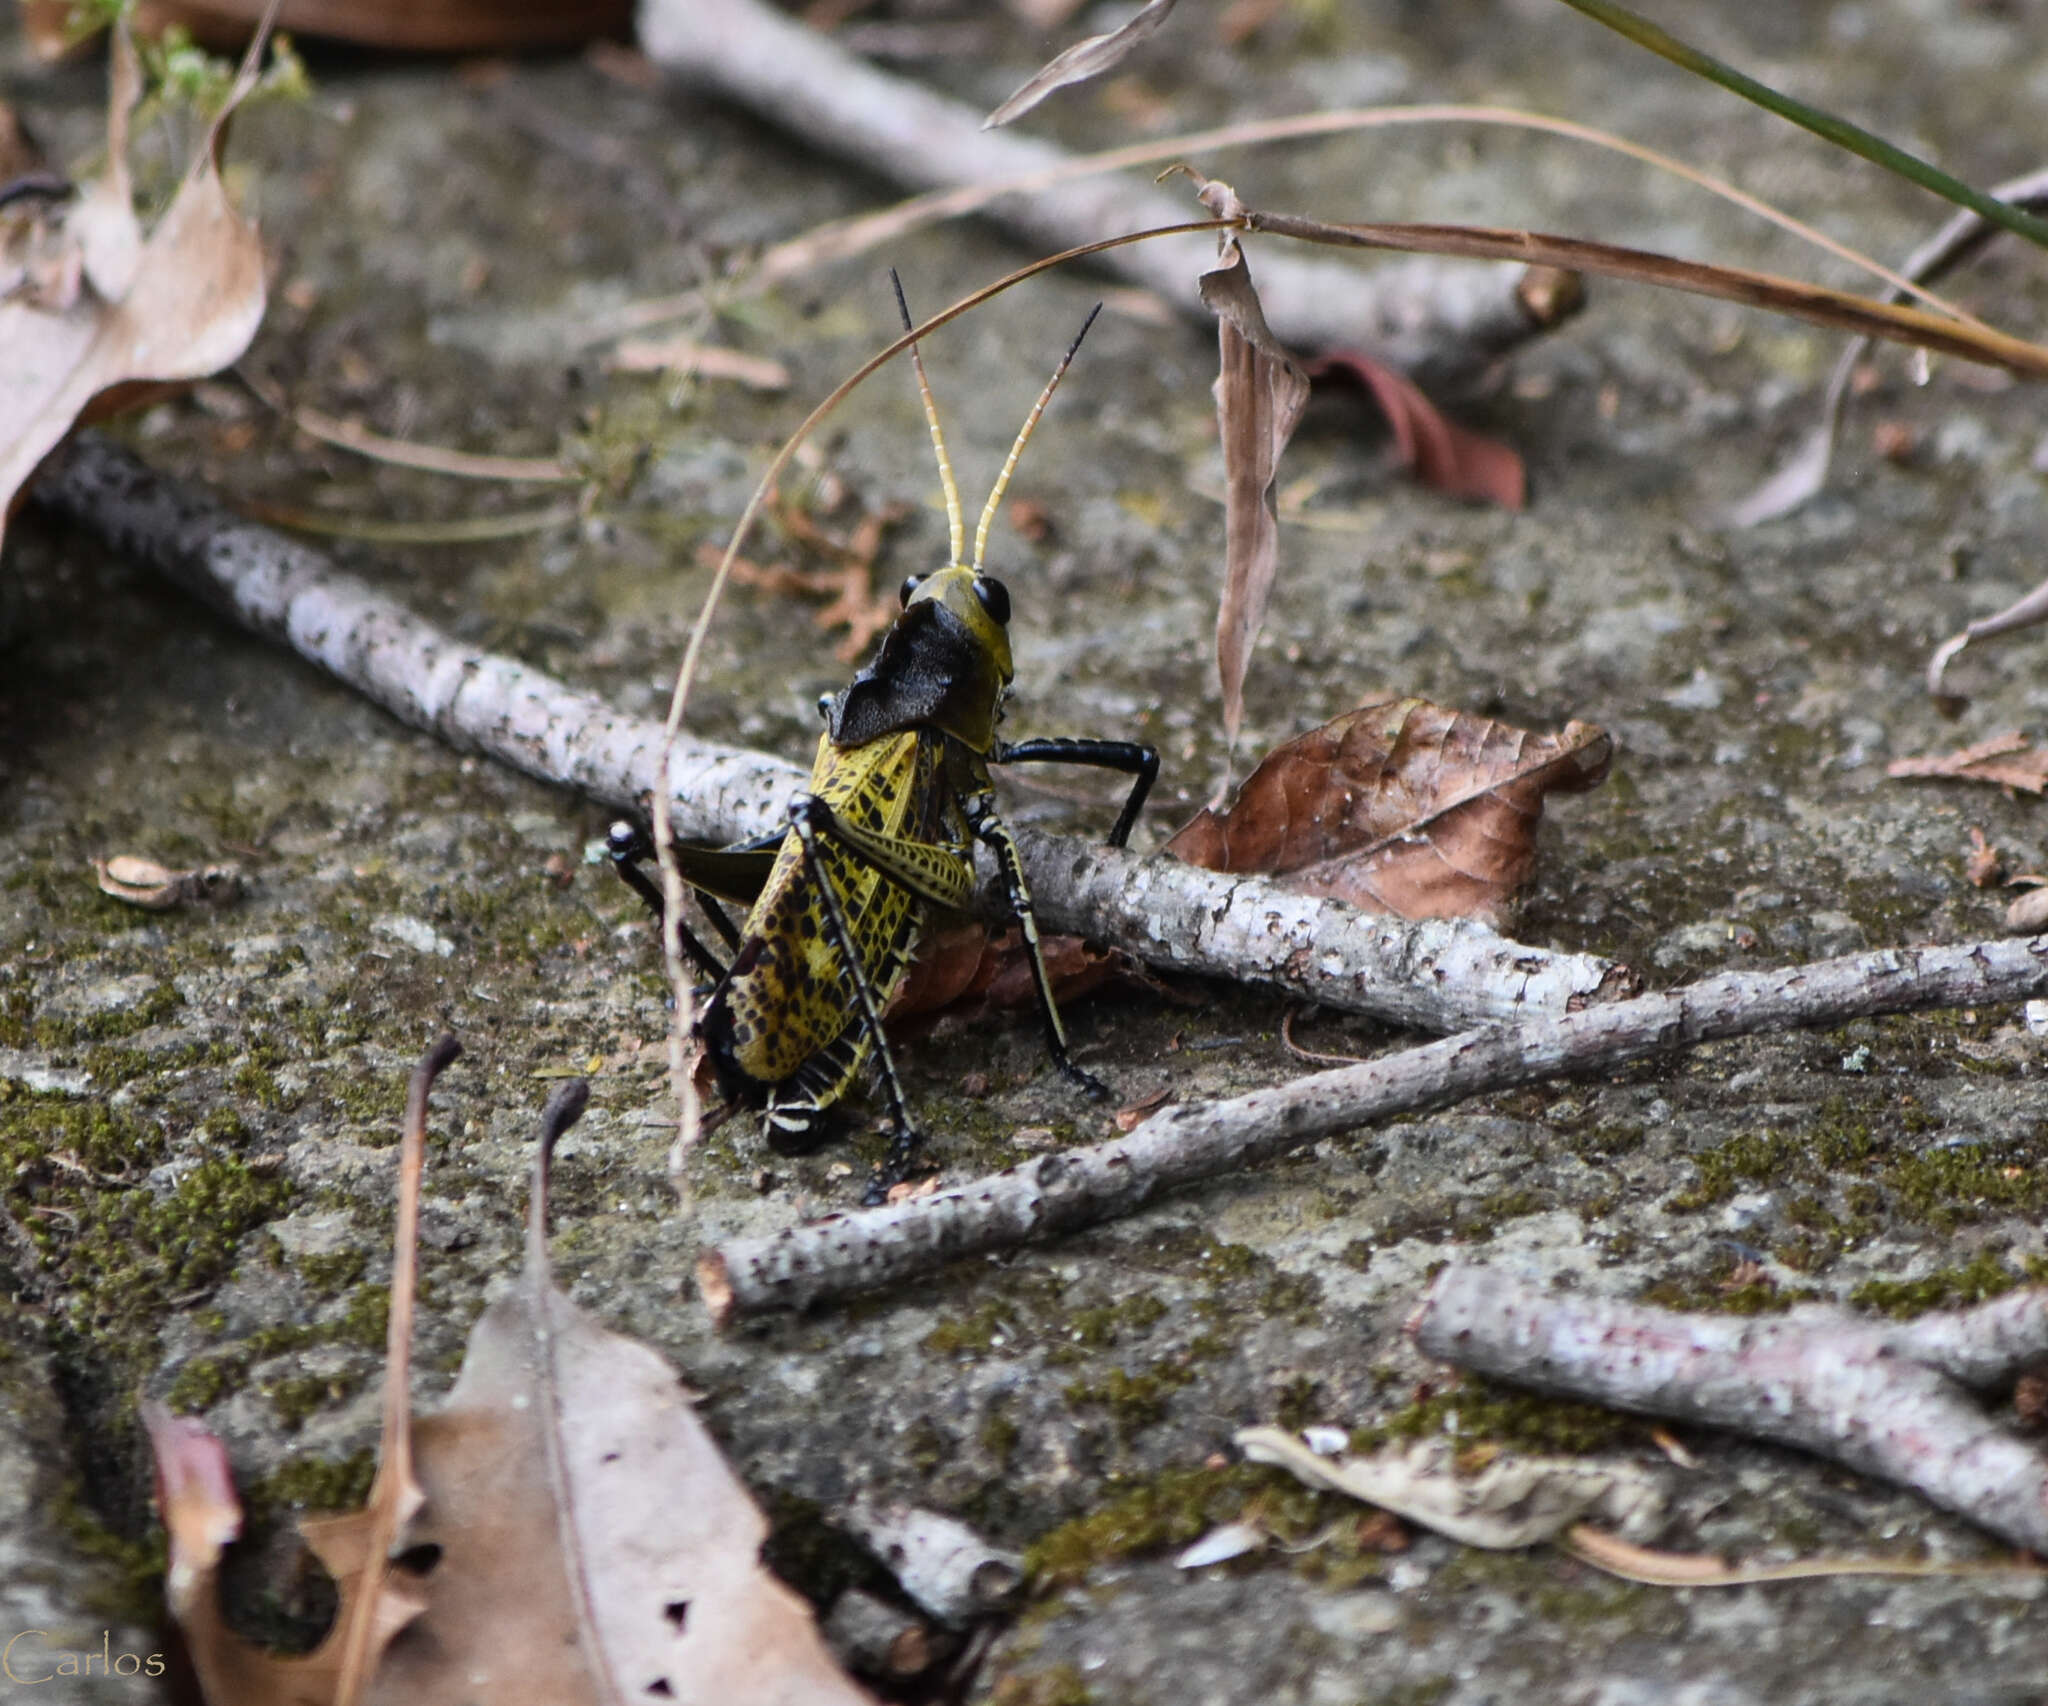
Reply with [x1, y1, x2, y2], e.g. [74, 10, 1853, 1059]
[973, 302, 1102, 572]
[890, 269, 966, 567]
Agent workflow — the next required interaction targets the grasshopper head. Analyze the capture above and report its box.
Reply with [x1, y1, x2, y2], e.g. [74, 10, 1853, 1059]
[899, 563, 1013, 683]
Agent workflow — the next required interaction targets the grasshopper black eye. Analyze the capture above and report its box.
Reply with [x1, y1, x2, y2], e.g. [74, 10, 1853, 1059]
[899, 573, 925, 607]
[972, 576, 1010, 625]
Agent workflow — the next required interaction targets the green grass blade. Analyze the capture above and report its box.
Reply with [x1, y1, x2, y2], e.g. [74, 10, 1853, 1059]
[1555, 0, 2048, 252]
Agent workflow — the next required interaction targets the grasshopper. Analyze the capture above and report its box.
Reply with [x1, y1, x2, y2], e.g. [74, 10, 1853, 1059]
[613, 279, 1157, 1201]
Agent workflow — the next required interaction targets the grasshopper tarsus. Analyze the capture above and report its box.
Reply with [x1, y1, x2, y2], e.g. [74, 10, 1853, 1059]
[1063, 1063, 1113, 1102]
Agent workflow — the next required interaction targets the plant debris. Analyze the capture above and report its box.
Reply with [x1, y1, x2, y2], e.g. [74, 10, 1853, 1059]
[1237, 1426, 1665, 1550]
[1165, 697, 1613, 924]
[1, 20, 268, 552]
[1196, 177, 1310, 744]
[93, 853, 242, 910]
[1305, 349, 1525, 509]
[983, 0, 1181, 129]
[150, 1041, 871, 1706]
[1886, 732, 2048, 794]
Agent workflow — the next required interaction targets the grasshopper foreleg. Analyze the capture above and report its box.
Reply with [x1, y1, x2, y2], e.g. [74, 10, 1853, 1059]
[991, 736, 1159, 848]
[965, 791, 1112, 1104]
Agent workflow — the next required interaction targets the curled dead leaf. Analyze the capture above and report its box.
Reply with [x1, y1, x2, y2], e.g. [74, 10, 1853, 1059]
[1196, 175, 1311, 745]
[1166, 697, 1612, 925]
[95, 854, 242, 910]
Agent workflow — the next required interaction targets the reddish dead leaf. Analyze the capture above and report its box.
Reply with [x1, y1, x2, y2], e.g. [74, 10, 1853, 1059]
[2, 20, 269, 550]
[1196, 178, 1311, 745]
[887, 923, 1134, 1032]
[1305, 350, 1525, 510]
[1888, 731, 2048, 794]
[1165, 697, 1612, 925]
[1007, 495, 1054, 543]
[746, 491, 908, 662]
[39, 0, 631, 54]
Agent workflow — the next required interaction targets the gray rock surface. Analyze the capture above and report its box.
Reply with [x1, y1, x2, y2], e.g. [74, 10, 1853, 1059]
[5, 2, 2048, 1701]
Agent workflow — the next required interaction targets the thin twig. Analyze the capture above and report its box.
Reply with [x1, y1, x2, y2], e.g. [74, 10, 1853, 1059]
[698, 934, 2048, 1322]
[586, 102, 1981, 356]
[27, 432, 1622, 1030]
[1411, 1266, 2048, 1556]
[636, 0, 1564, 382]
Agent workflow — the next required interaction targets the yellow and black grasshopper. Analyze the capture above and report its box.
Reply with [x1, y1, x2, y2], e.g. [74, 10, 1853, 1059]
[611, 280, 1157, 1202]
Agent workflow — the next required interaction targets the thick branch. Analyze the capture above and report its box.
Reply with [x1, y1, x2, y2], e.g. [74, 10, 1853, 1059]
[699, 935, 2048, 1322]
[1411, 1267, 2048, 1556]
[29, 433, 1617, 1032]
[637, 0, 1561, 384]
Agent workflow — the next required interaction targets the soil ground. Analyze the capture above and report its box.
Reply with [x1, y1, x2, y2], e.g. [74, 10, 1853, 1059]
[7, 3, 2048, 1702]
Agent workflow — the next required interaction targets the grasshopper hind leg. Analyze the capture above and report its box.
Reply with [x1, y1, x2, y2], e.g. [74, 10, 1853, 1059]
[759, 1027, 868, 1155]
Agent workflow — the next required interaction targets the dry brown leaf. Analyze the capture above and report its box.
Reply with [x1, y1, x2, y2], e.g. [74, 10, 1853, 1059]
[1887, 731, 2048, 794]
[155, 1044, 871, 1706]
[1165, 697, 1612, 925]
[1196, 178, 1310, 746]
[1305, 349, 1525, 510]
[0, 20, 267, 552]
[983, 0, 1179, 129]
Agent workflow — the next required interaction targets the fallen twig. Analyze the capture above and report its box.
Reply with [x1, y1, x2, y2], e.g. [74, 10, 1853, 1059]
[698, 935, 2048, 1322]
[1410, 1266, 2048, 1556]
[839, 1499, 1023, 1626]
[27, 433, 1620, 1031]
[637, 0, 1563, 382]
